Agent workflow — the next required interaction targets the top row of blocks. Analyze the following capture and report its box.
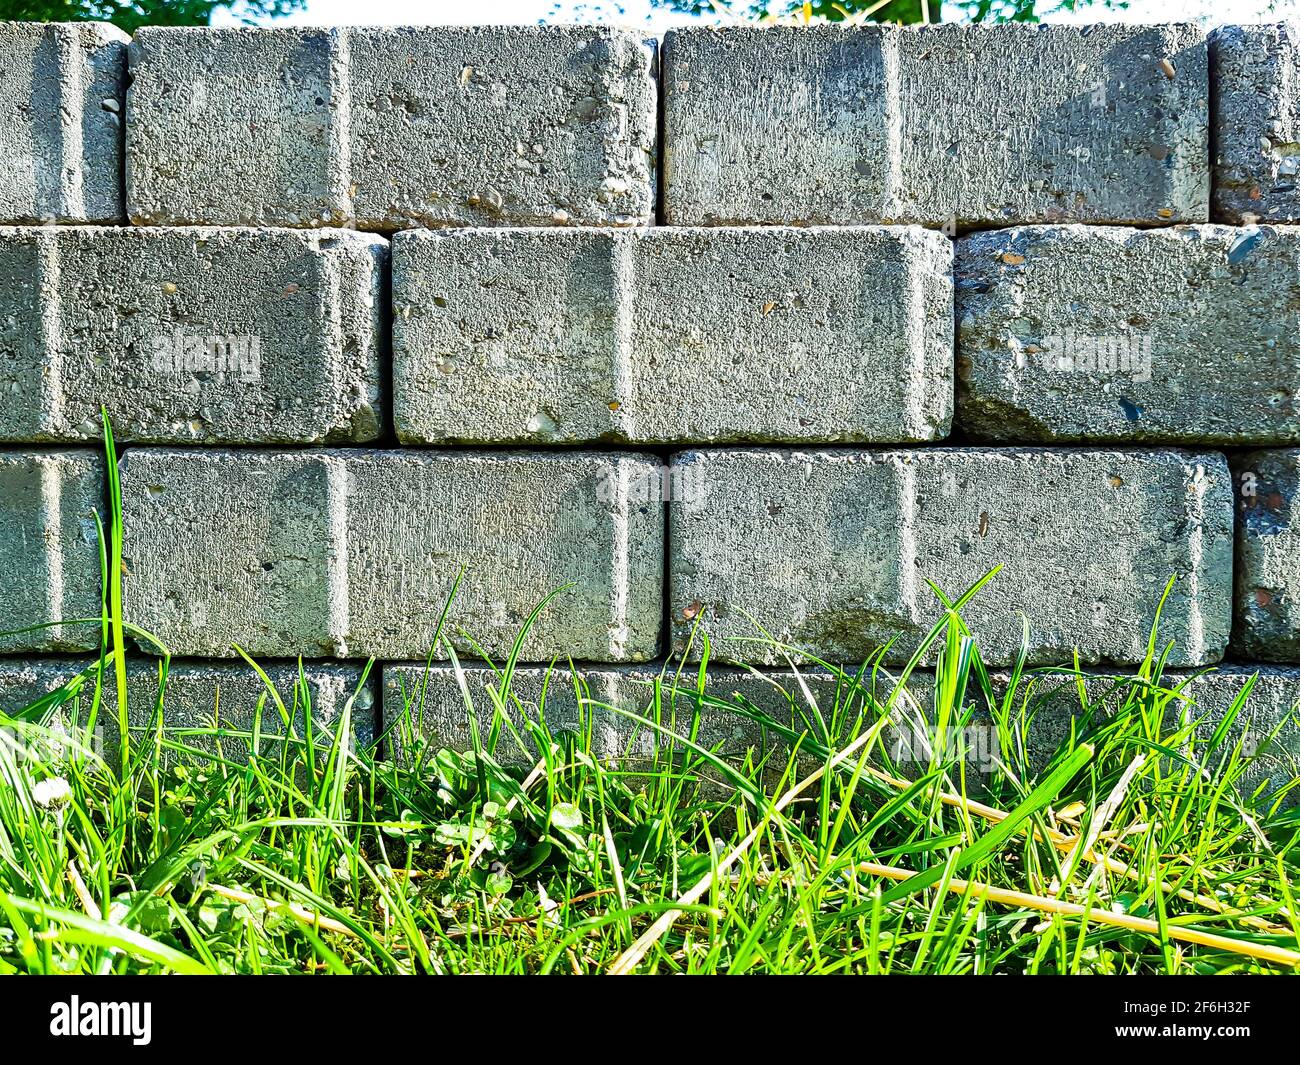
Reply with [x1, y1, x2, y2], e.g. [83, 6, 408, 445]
[4, 21, 1300, 230]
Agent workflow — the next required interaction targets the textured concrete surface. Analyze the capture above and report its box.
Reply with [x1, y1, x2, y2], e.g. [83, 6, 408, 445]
[1233, 449, 1300, 661]
[0, 659, 375, 762]
[392, 228, 631, 444]
[126, 26, 656, 229]
[0, 226, 386, 444]
[393, 225, 952, 445]
[1180, 667, 1300, 797]
[897, 24, 1208, 228]
[662, 25, 898, 226]
[0, 21, 127, 224]
[1210, 24, 1300, 224]
[663, 23, 1208, 227]
[120, 449, 664, 662]
[625, 227, 952, 443]
[670, 23, 1206, 227]
[0, 451, 103, 654]
[339, 451, 664, 661]
[669, 448, 1233, 668]
[955, 224, 1300, 444]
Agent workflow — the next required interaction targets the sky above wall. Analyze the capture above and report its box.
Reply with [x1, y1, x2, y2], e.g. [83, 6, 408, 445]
[214, 0, 1300, 30]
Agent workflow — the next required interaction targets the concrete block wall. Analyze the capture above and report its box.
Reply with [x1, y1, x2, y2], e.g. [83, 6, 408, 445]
[0, 20, 1298, 783]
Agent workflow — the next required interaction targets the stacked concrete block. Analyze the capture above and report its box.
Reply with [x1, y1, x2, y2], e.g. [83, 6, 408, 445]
[0, 19, 1299, 779]
[1210, 24, 1300, 224]
[0, 658, 375, 761]
[661, 25, 898, 226]
[126, 26, 657, 230]
[0, 21, 128, 224]
[392, 225, 952, 445]
[1233, 449, 1300, 662]
[668, 448, 1233, 668]
[663, 23, 1208, 228]
[382, 661, 634, 764]
[392, 228, 632, 444]
[0, 226, 386, 444]
[119, 449, 663, 663]
[0, 451, 103, 654]
[955, 224, 1300, 444]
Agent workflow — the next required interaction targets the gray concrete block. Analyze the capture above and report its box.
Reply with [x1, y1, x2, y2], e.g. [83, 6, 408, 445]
[663, 24, 1208, 227]
[127, 26, 656, 229]
[956, 224, 1300, 444]
[393, 225, 952, 445]
[0, 658, 375, 762]
[339, 451, 664, 661]
[626, 227, 951, 443]
[0, 21, 127, 224]
[383, 660, 999, 781]
[1180, 667, 1300, 797]
[0, 226, 386, 445]
[392, 228, 632, 445]
[1233, 449, 1300, 661]
[897, 24, 1209, 229]
[382, 661, 628, 764]
[121, 450, 336, 659]
[120, 449, 664, 663]
[662, 25, 898, 226]
[668, 448, 1233, 668]
[1210, 24, 1300, 224]
[0, 451, 103, 654]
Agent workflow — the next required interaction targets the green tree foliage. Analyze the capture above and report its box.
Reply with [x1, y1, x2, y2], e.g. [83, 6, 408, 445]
[648, 0, 1124, 24]
[1, 1, 306, 34]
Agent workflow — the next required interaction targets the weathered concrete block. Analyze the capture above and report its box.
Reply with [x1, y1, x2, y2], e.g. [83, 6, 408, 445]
[392, 228, 632, 444]
[1233, 449, 1300, 661]
[662, 25, 897, 226]
[0, 21, 127, 224]
[0, 226, 386, 444]
[120, 449, 663, 662]
[0, 451, 103, 653]
[383, 661, 997, 784]
[956, 225, 1300, 444]
[0, 659, 375, 761]
[393, 226, 952, 445]
[1210, 24, 1300, 224]
[127, 26, 656, 229]
[663, 24, 1208, 227]
[627, 227, 951, 443]
[121, 450, 335, 659]
[382, 661, 629, 764]
[668, 448, 1233, 668]
[1180, 667, 1300, 796]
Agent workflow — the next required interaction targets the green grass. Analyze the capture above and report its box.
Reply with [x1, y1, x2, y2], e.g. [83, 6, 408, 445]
[0, 426, 1298, 975]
